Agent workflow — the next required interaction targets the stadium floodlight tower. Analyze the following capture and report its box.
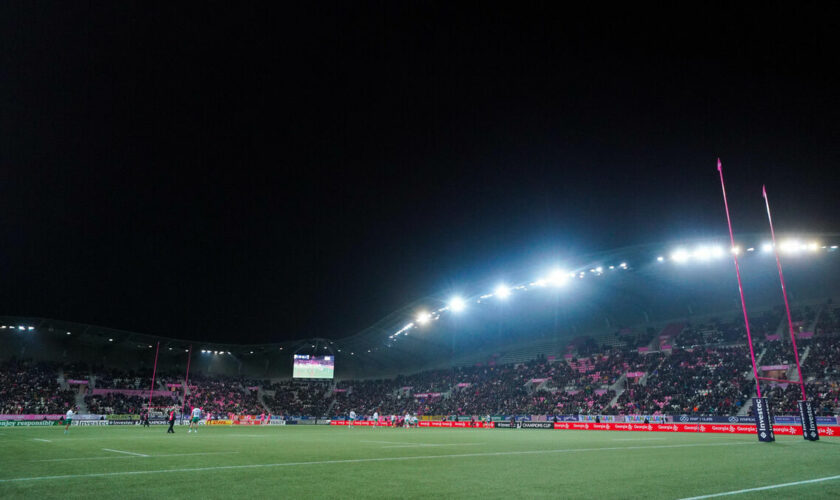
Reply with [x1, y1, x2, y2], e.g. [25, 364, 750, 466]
[762, 186, 819, 441]
[717, 159, 774, 442]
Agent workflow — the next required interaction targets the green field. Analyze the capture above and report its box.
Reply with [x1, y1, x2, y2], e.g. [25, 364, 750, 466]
[1, 425, 839, 499]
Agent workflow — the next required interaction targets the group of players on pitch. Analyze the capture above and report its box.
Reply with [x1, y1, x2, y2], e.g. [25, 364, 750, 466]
[60, 405, 204, 434]
[347, 410, 418, 428]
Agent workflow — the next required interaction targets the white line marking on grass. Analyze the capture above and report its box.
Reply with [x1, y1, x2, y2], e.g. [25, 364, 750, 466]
[32, 438, 52, 442]
[0, 441, 754, 483]
[102, 448, 149, 457]
[361, 440, 420, 445]
[679, 474, 840, 499]
[381, 443, 483, 448]
[612, 438, 666, 441]
[32, 451, 240, 463]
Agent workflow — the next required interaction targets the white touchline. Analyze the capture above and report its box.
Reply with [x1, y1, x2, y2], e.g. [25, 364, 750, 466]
[679, 475, 840, 499]
[0, 441, 753, 483]
[32, 438, 52, 442]
[611, 438, 666, 441]
[31, 451, 241, 463]
[101, 448, 150, 457]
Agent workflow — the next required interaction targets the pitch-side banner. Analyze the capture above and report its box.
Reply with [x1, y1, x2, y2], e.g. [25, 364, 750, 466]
[0, 420, 60, 427]
[328, 420, 837, 436]
[206, 419, 232, 425]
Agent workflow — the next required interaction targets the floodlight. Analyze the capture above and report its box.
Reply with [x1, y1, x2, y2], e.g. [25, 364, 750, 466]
[657, 256, 665, 262]
[619, 262, 627, 268]
[762, 243, 773, 252]
[108, 338, 113, 342]
[595, 267, 603, 273]
[808, 242, 819, 251]
[495, 284, 511, 299]
[66, 332, 71, 335]
[780, 240, 800, 253]
[693, 246, 711, 260]
[671, 249, 689, 263]
[730, 246, 740, 255]
[747, 247, 755, 252]
[547, 269, 568, 287]
[449, 297, 466, 312]
[27, 326, 34, 330]
[416, 311, 431, 324]
[18, 326, 25, 330]
[711, 246, 724, 258]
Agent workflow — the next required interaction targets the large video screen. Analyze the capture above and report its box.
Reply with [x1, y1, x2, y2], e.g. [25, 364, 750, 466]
[292, 354, 335, 379]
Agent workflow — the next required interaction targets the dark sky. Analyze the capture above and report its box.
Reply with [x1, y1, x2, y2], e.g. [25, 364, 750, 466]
[1, 2, 838, 343]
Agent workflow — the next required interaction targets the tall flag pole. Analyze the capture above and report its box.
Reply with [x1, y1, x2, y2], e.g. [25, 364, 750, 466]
[762, 185, 819, 440]
[148, 341, 161, 410]
[717, 159, 762, 398]
[184, 344, 193, 410]
[762, 185, 806, 400]
[718, 159, 774, 442]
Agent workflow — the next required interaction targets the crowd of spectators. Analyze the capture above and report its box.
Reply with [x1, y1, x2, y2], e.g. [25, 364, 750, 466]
[185, 373, 264, 415]
[611, 346, 752, 415]
[93, 368, 154, 390]
[264, 380, 332, 416]
[85, 394, 178, 414]
[3, 303, 840, 419]
[0, 359, 75, 414]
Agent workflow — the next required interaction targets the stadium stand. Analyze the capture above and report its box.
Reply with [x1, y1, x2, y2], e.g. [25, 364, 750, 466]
[2, 294, 839, 420]
[0, 359, 76, 414]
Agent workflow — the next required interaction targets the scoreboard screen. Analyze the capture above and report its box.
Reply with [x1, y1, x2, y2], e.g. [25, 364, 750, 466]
[292, 354, 335, 379]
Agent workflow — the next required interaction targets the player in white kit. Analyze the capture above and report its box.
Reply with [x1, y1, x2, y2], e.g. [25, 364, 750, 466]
[64, 407, 75, 434]
[188, 406, 202, 433]
[348, 410, 356, 428]
[372, 411, 379, 428]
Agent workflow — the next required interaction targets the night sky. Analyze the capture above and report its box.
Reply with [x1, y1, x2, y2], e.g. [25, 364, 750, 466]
[2, 3, 838, 343]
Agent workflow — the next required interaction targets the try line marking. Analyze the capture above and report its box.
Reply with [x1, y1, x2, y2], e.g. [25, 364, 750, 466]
[679, 474, 840, 499]
[0, 441, 752, 483]
[102, 448, 149, 457]
[32, 438, 52, 443]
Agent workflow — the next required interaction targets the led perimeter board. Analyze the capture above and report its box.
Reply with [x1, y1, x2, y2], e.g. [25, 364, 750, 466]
[292, 354, 335, 379]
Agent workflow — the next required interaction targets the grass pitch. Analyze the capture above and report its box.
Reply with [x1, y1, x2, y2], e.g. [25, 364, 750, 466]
[1, 425, 839, 499]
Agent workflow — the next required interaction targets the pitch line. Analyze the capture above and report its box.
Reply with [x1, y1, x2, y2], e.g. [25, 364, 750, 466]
[679, 474, 840, 499]
[361, 440, 418, 445]
[381, 443, 483, 448]
[32, 438, 52, 443]
[32, 451, 241, 463]
[0, 441, 753, 483]
[102, 448, 149, 457]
